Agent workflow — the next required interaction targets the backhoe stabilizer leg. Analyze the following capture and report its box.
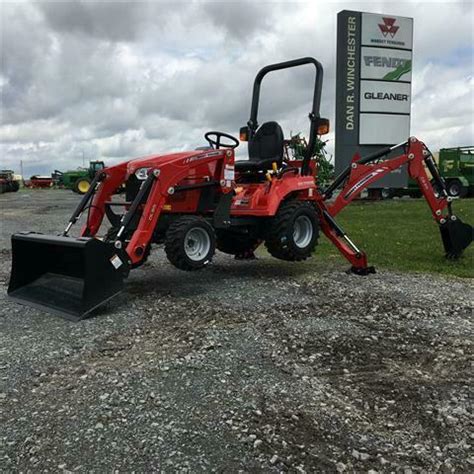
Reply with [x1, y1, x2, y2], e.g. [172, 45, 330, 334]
[319, 210, 376, 276]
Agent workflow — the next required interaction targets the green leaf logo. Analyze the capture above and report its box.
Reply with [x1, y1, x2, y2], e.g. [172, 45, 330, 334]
[383, 60, 412, 81]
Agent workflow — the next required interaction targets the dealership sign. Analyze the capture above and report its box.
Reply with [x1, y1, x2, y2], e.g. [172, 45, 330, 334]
[335, 10, 414, 187]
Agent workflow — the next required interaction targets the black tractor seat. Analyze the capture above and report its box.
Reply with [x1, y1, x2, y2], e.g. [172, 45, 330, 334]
[235, 121, 284, 172]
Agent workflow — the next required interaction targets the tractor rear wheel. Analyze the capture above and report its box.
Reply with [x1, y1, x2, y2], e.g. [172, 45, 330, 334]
[74, 177, 91, 194]
[10, 181, 20, 192]
[216, 230, 260, 257]
[165, 216, 216, 271]
[265, 200, 319, 261]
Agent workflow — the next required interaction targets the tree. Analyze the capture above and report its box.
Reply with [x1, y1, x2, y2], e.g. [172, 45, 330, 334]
[286, 132, 334, 188]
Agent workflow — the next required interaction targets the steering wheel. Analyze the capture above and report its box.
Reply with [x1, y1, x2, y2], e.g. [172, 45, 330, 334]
[204, 131, 239, 150]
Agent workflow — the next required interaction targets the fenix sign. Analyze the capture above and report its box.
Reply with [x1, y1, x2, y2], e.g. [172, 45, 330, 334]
[335, 10, 414, 188]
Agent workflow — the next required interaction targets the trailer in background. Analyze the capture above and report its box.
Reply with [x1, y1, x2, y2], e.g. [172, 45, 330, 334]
[25, 176, 54, 189]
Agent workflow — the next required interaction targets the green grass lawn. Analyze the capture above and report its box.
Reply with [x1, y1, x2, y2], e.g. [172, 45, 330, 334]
[316, 198, 474, 278]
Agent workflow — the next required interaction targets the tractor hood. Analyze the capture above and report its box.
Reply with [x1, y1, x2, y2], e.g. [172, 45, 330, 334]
[125, 150, 222, 179]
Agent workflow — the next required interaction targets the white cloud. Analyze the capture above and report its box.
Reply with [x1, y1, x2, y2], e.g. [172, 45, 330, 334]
[0, 0, 472, 176]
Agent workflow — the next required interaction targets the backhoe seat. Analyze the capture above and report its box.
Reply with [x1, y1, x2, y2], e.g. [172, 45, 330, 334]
[235, 121, 284, 172]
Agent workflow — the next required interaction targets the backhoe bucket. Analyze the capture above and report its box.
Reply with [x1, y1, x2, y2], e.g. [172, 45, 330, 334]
[8, 233, 128, 321]
[440, 218, 473, 259]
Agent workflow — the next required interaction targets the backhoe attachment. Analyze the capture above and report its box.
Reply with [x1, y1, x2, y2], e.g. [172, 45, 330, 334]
[320, 137, 473, 273]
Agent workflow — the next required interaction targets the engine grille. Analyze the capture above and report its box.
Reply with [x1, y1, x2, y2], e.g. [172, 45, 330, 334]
[125, 175, 141, 202]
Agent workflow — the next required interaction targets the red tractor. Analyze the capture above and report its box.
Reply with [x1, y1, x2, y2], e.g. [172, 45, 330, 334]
[8, 58, 473, 320]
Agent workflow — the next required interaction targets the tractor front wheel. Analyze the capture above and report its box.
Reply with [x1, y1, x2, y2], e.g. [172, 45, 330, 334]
[74, 177, 91, 194]
[165, 216, 216, 271]
[265, 200, 319, 261]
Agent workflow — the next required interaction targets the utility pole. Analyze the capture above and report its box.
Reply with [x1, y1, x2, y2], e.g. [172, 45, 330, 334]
[20, 160, 24, 186]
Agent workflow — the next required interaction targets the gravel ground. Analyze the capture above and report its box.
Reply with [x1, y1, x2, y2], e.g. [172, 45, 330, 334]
[1, 189, 473, 472]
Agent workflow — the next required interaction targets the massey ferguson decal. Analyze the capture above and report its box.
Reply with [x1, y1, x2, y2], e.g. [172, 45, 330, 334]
[361, 12, 413, 50]
[344, 168, 388, 199]
[378, 17, 399, 38]
[183, 150, 221, 165]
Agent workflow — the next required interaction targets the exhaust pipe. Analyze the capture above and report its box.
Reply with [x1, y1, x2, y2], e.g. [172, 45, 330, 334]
[8, 233, 129, 321]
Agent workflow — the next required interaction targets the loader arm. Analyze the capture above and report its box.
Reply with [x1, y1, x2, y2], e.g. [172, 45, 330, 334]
[316, 137, 473, 273]
[79, 149, 232, 266]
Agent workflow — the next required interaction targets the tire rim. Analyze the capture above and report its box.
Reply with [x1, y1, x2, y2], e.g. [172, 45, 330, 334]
[293, 215, 313, 249]
[449, 184, 460, 196]
[381, 189, 390, 199]
[78, 180, 90, 193]
[185, 227, 211, 261]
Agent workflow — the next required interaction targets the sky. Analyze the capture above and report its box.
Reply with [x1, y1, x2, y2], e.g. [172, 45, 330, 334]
[1, 0, 473, 176]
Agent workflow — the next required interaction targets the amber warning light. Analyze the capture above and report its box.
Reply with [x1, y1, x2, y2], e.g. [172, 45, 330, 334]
[317, 118, 330, 135]
[239, 126, 249, 142]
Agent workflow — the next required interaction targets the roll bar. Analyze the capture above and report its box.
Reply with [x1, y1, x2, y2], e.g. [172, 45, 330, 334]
[247, 57, 324, 175]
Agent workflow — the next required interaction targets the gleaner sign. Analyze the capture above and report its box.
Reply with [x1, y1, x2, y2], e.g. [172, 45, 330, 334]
[364, 92, 409, 101]
[335, 10, 414, 188]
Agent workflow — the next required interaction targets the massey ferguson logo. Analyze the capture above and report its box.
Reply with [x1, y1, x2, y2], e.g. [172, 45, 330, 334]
[378, 17, 399, 38]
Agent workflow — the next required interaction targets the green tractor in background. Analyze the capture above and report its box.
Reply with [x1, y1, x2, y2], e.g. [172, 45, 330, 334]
[433, 146, 473, 197]
[54, 161, 105, 194]
[401, 146, 474, 199]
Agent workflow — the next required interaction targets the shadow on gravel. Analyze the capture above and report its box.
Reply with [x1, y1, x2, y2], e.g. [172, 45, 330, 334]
[124, 258, 319, 299]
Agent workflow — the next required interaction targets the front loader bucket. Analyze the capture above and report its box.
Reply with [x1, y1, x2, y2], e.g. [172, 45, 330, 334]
[8, 233, 128, 321]
[440, 218, 474, 259]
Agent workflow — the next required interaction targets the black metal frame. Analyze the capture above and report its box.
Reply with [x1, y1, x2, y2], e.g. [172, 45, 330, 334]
[323, 141, 408, 199]
[322, 140, 452, 204]
[116, 171, 158, 241]
[63, 171, 105, 236]
[247, 57, 324, 176]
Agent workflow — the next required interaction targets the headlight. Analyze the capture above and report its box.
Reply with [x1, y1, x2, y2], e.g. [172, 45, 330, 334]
[135, 167, 150, 180]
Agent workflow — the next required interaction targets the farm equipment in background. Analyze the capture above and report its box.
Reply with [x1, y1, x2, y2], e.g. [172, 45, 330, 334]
[428, 146, 473, 198]
[0, 170, 20, 194]
[24, 175, 54, 189]
[7, 57, 474, 321]
[372, 146, 474, 199]
[55, 161, 105, 194]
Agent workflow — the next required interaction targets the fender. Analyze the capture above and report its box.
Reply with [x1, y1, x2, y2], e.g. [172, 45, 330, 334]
[231, 173, 316, 217]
